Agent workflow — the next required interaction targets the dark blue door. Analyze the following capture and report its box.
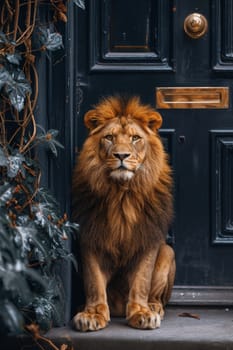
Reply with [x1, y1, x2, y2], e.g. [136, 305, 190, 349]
[70, 0, 233, 304]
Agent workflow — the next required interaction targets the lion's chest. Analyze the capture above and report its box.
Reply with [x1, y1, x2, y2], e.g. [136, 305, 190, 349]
[98, 194, 144, 261]
[106, 191, 140, 233]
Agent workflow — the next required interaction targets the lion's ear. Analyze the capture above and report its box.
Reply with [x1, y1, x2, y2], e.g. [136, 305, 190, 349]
[84, 110, 100, 130]
[147, 111, 163, 131]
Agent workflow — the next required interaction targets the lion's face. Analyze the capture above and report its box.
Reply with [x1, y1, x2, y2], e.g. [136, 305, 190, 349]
[81, 96, 164, 184]
[98, 118, 147, 181]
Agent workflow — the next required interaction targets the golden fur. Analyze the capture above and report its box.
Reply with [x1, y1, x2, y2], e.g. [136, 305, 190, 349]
[72, 96, 175, 331]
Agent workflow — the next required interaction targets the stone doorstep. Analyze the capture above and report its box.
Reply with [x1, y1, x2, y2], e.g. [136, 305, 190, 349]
[50, 307, 233, 350]
[3, 307, 233, 350]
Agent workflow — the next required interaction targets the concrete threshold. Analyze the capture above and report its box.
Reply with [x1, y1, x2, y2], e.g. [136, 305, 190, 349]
[46, 307, 233, 350]
[2, 307, 233, 349]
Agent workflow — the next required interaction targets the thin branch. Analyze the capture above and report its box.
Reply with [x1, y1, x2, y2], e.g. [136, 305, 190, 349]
[16, 25, 33, 45]
[26, 0, 32, 28]
[19, 98, 37, 153]
[8, 124, 23, 146]
[30, 61, 39, 111]
[16, 0, 38, 46]
[13, 0, 20, 42]
[0, 113, 6, 147]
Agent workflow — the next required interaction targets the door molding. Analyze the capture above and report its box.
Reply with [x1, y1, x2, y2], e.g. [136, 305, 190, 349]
[89, 0, 174, 71]
[170, 286, 233, 305]
[213, 0, 233, 71]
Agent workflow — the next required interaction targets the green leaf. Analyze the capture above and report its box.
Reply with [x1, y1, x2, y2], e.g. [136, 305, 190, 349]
[37, 188, 58, 208]
[66, 253, 78, 271]
[0, 147, 8, 164]
[0, 31, 8, 45]
[0, 266, 31, 303]
[46, 129, 59, 137]
[0, 183, 13, 206]
[73, 0, 85, 9]
[21, 266, 47, 290]
[0, 301, 24, 335]
[46, 32, 63, 51]
[35, 126, 64, 156]
[16, 226, 48, 261]
[32, 297, 54, 330]
[37, 28, 63, 51]
[48, 142, 59, 156]
[0, 229, 16, 262]
[0, 66, 10, 90]
[0, 31, 15, 47]
[6, 153, 25, 178]
[5, 69, 31, 112]
[6, 53, 21, 65]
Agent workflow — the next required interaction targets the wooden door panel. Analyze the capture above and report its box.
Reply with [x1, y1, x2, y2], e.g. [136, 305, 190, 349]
[89, 0, 173, 71]
[213, 0, 233, 71]
[210, 131, 233, 245]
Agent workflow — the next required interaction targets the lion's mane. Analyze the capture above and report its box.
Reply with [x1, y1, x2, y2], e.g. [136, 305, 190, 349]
[72, 96, 173, 268]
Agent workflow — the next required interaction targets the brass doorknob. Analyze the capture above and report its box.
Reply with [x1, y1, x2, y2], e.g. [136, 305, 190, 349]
[184, 13, 208, 39]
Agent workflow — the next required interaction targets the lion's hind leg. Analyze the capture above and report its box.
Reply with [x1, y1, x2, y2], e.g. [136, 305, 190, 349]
[148, 244, 176, 320]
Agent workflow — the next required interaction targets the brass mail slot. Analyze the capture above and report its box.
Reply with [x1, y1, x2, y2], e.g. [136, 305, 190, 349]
[156, 87, 229, 109]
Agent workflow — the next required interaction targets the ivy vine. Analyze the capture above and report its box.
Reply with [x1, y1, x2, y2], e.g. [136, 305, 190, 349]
[0, 0, 83, 337]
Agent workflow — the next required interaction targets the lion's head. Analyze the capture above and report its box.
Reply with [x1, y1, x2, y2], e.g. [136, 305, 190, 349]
[79, 96, 166, 186]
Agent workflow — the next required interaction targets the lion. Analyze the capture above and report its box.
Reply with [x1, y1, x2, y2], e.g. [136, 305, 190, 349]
[72, 96, 175, 331]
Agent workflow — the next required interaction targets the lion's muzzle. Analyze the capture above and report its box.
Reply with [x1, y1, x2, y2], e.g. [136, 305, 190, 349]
[113, 152, 131, 161]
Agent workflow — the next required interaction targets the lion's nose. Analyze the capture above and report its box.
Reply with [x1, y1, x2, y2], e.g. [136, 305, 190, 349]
[113, 152, 130, 161]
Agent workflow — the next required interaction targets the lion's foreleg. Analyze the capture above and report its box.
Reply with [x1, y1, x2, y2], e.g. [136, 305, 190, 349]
[126, 249, 161, 329]
[72, 252, 110, 332]
[148, 244, 176, 320]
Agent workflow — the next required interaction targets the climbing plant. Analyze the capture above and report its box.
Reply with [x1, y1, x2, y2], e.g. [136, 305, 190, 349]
[0, 0, 83, 336]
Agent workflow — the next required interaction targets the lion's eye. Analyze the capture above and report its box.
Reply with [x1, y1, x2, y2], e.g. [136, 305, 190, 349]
[132, 135, 141, 142]
[105, 134, 113, 141]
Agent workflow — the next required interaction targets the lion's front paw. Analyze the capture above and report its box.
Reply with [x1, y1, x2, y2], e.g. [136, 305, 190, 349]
[148, 302, 165, 320]
[127, 302, 161, 330]
[72, 311, 107, 331]
[128, 310, 161, 329]
[72, 304, 110, 332]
